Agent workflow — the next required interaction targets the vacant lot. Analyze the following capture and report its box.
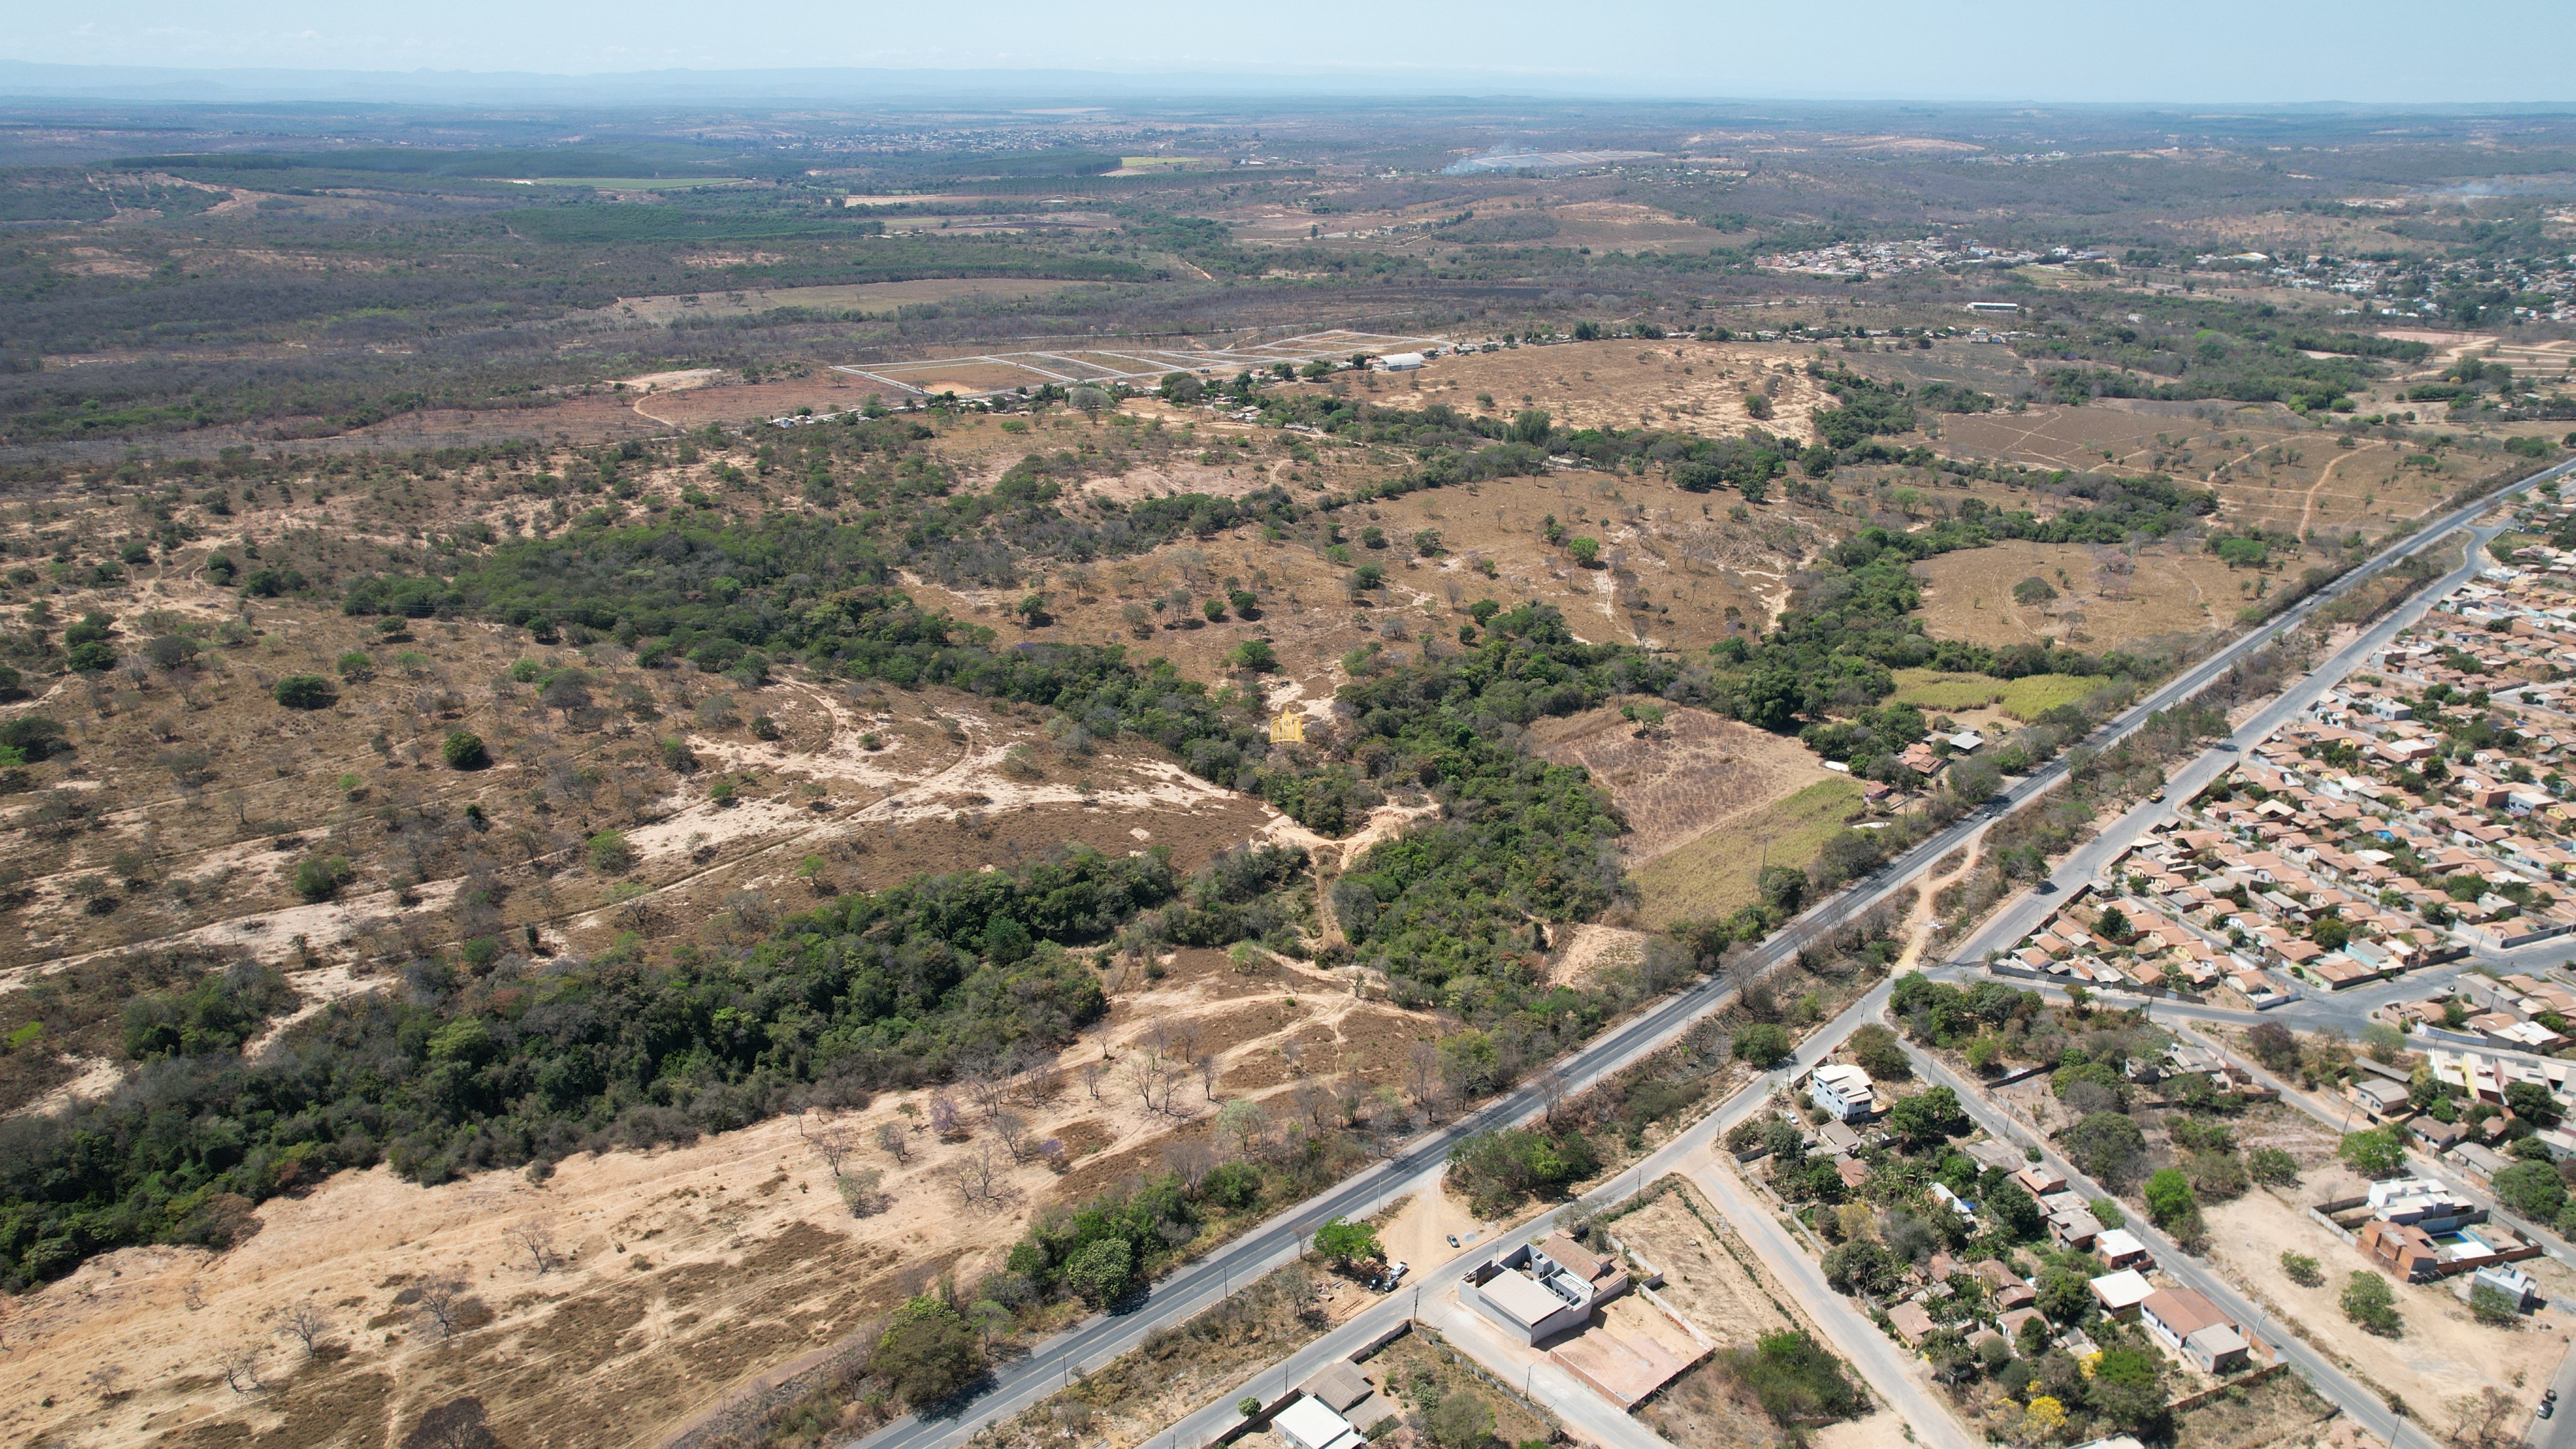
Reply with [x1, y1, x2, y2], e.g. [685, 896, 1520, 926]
[1913, 539, 2243, 652]
[1630, 775, 1864, 929]
[1622, 1177, 1845, 1449]
[1422, 338, 1834, 437]
[2199, 1177, 2568, 1430]
[1527, 704, 1829, 864]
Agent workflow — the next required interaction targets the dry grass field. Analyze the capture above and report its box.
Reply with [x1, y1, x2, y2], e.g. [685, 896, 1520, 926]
[1415, 339, 1835, 436]
[597, 278, 1126, 328]
[1623, 1177, 1916, 1449]
[1911, 539, 2243, 651]
[1630, 777, 1866, 928]
[1525, 704, 1829, 864]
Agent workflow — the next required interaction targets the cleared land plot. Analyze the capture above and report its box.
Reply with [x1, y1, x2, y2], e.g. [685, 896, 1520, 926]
[604, 278, 1119, 326]
[1888, 667, 2105, 722]
[2198, 1169, 2568, 1432]
[1632, 777, 1864, 927]
[1620, 1178, 1827, 1449]
[1420, 338, 1833, 437]
[1913, 539, 2243, 652]
[2169, 1368, 2344, 1449]
[835, 330, 1446, 402]
[1526, 704, 1828, 864]
[1540, 201, 1746, 253]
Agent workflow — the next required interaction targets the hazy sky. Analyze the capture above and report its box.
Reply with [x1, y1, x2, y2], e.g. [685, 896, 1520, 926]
[8, 0, 2575, 104]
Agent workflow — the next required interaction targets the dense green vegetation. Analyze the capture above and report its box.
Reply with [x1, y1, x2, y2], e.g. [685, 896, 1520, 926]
[2014, 300, 2428, 412]
[0, 847, 1224, 1287]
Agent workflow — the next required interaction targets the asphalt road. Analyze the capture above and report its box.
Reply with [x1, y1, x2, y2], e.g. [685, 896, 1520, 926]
[851, 460, 2576, 1449]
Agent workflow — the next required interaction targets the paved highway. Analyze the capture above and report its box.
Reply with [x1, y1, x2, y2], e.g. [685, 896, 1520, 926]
[850, 459, 2576, 1449]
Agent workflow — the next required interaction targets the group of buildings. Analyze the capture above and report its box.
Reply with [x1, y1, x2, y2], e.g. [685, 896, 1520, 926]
[2313, 1175, 2544, 1302]
[2001, 528, 2576, 1010]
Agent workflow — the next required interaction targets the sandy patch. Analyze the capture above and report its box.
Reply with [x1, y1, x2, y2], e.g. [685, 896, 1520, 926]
[1811, 1409, 1915, 1449]
[4, 1054, 125, 1120]
[1546, 923, 1652, 988]
[620, 368, 725, 391]
[1377, 1188, 1493, 1274]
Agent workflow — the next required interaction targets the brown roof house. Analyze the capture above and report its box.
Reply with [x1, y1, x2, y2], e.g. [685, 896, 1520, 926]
[2139, 1288, 2250, 1373]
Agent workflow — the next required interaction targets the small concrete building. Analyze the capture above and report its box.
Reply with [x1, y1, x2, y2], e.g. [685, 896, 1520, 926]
[1809, 1063, 1877, 1122]
[2088, 1269, 2154, 1318]
[2095, 1228, 2153, 1271]
[1463, 1234, 1628, 1346]
[2473, 1264, 2542, 1312]
[2049, 1207, 2104, 1250]
[1273, 1397, 1364, 1449]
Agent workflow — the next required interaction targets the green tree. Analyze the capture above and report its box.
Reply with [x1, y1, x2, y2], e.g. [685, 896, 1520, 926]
[2338, 1127, 2407, 1178]
[2248, 1147, 2300, 1186]
[1821, 1240, 1897, 1296]
[2143, 1167, 2201, 1232]
[1887, 1088, 1967, 1151]
[587, 831, 633, 873]
[2067, 1111, 2147, 1185]
[868, 1296, 987, 1407]
[2506, 1080, 2564, 1127]
[2087, 1345, 2168, 1432]
[273, 675, 338, 709]
[1846, 1024, 1911, 1082]
[441, 730, 489, 770]
[1426, 1390, 1495, 1449]
[1227, 639, 1278, 672]
[1312, 1215, 1382, 1268]
[2340, 1271, 2402, 1336]
[1062, 1237, 1133, 1306]
[1735, 1022, 1792, 1067]
[1723, 1330, 1861, 1428]
[292, 855, 353, 902]
[2493, 1160, 2567, 1219]
[335, 650, 373, 680]
[2012, 576, 2059, 605]
[1567, 537, 1602, 567]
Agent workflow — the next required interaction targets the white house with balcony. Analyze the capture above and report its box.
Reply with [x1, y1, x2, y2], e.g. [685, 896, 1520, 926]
[1807, 1063, 1877, 1122]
